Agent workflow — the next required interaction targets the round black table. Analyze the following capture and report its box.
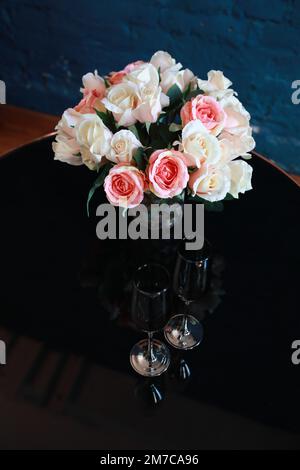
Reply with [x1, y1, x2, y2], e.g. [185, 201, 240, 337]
[0, 136, 299, 450]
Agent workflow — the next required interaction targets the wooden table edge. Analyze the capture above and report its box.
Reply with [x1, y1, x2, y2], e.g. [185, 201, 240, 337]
[252, 150, 300, 188]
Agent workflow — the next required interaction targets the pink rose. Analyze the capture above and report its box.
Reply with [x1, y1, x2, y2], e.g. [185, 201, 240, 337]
[108, 60, 144, 85]
[104, 164, 146, 208]
[74, 71, 106, 114]
[147, 149, 189, 198]
[181, 95, 226, 136]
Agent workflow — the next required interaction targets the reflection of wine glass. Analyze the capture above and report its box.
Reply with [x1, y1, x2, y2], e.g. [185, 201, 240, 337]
[134, 379, 164, 407]
[130, 264, 171, 377]
[164, 240, 211, 350]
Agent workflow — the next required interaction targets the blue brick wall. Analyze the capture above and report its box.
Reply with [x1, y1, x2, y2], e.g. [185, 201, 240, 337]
[1, 0, 300, 173]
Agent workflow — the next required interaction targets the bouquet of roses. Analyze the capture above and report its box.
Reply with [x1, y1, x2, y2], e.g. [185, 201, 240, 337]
[53, 51, 255, 213]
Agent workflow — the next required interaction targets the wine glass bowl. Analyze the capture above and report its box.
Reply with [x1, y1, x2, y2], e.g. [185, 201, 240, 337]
[164, 240, 211, 350]
[130, 263, 171, 377]
[131, 263, 170, 333]
[174, 241, 211, 302]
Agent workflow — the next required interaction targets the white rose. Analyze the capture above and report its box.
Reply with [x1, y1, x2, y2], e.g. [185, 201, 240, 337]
[160, 66, 194, 93]
[134, 85, 169, 123]
[107, 130, 142, 163]
[228, 160, 253, 198]
[52, 108, 82, 166]
[189, 163, 231, 202]
[150, 50, 179, 73]
[56, 107, 82, 135]
[219, 129, 255, 161]
[198, 70, 234, 100]
[181, 120, 221, 168]
[126, 62, 159, 89]
[52, 135, 82, 166]
[103, 64, 169, 126]
[126, 63, 169, 123]
[220, 95, 251, 135]
[218, 95, 255, 159]
[80, 147, 101, 171]
[102, 81, 139, 127]
[76, 114, 112, 168]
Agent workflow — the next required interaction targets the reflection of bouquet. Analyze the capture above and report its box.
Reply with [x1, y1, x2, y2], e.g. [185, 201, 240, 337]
[53, 51, 255, 212]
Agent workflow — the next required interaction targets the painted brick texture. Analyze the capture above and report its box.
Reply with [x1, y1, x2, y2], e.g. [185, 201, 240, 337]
[0, 0, 299, 173]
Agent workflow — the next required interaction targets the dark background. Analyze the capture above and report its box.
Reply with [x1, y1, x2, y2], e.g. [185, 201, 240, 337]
[1, 0, 300, 173]
[0, 135, 299, 449]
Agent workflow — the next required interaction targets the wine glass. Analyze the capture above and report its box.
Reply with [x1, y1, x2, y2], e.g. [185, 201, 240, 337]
[130, 263, 171, 377]
[164, 239, 211, 350]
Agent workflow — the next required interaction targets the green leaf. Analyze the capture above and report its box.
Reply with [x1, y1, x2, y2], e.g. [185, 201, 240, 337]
[224, 193, 235, 201]
[167, 84, 183, 106]
[169, 123, 182, 132]
[145, 122, 151, 134]
[157, 113, 167, 125]
[86, 163, 112, 217]
[205, 201, 224, 212]
[170, 190, 185, 203]
[133, 122, 149, 146]
[184, 88, 204, 102]
[128, 125, 140, 140]
[150, 122, 173, 148]
[95, 110, 116, 132]
[158, 67, 161, 82]
[133, 147, 147, 171]
[182, 83, 191, 99]
[192, 195, 224, 212]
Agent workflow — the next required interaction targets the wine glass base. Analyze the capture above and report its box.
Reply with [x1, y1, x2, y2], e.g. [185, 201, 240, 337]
[164, 314, 204, 350]
[130, 339, 170, 377]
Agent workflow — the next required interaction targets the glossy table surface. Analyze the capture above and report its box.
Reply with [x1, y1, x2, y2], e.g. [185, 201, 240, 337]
[0, 136, 299, 450]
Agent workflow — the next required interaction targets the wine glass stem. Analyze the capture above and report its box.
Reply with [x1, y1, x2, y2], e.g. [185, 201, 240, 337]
[182, 315, 189, 336]
[147, 332, 156, 367]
